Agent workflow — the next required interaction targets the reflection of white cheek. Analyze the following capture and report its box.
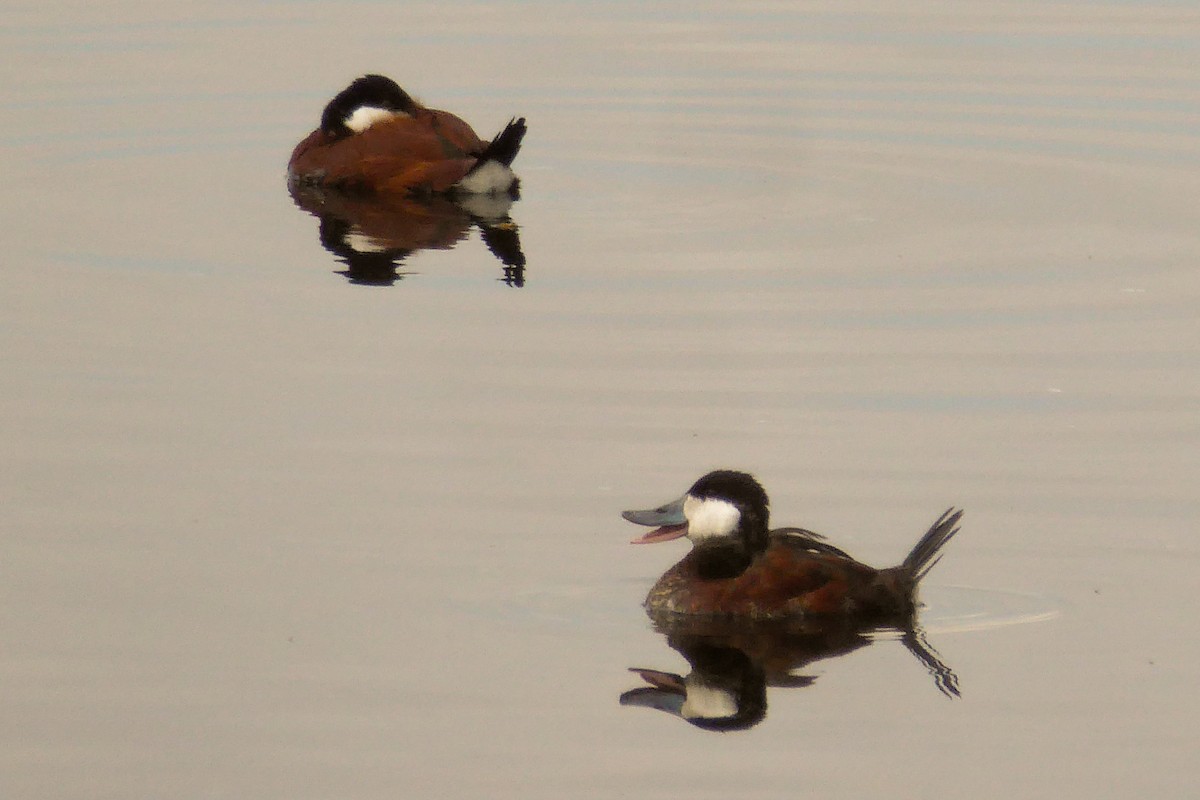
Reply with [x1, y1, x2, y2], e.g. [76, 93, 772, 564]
[683, 496, 741, 541]
[681, 683, 738, 721]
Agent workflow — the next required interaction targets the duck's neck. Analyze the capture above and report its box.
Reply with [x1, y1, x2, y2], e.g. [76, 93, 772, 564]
[688, 509, 770, 580]
[692, 540, 756, 579]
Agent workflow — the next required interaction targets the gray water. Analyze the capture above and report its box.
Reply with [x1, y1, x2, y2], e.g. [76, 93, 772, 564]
[2, 2, 1197, 797]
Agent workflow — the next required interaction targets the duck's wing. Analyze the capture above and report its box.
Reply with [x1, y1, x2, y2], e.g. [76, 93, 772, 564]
[772, 525, 828, 539]
[290, 118, 478, 193]
[771, 527, 855, 560]
[419, 107, 488, 155]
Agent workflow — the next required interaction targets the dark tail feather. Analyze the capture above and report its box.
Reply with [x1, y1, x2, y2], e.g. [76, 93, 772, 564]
[475, 117, 526, 168]
[902, 508, 963, 583]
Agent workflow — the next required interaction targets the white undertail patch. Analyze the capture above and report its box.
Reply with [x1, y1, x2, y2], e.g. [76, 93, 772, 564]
[454, 191, 515, 221]
[343, 105, 406, 133]
[456, 160, 516, 195]
[682, 496, 741, 542]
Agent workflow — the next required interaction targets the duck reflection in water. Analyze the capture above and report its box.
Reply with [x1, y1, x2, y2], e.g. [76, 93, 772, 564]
[621, 614, 958, 731]
[289, 182, 526, 286]
[287, 75, 528, 286]
[620, 470, 962, 729]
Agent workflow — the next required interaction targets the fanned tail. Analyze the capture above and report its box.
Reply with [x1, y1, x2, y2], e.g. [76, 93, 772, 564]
[879, 510, 965, 695]
[474, 117, 526, 168]
[456, 118, 526, 195]
[902, 508, 963, 583]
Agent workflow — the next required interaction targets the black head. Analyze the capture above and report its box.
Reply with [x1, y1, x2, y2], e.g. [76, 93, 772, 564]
[685, 470, 771, 554]
[319, 74, 417, 138]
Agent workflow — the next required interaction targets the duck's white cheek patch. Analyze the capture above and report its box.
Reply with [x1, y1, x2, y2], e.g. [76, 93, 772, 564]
[683, 496, 741, 541]
[343, 106, 405, 133]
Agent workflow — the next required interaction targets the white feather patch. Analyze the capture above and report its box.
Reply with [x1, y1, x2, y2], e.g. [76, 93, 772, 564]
[681, 682, 738, 721]
[456, 160, 516, 194]
[343, 230, 388, 254]
[454, 191, 515, 221]
[682, 496, 741, 541]
[343, 106, 405, 133]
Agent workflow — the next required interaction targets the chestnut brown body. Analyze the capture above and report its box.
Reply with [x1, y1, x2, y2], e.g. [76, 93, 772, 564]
[288, 76, 525, 196]
[645, 533, 915, 619]
[627, 471, 962, 621]
[288, 108, 487, 194]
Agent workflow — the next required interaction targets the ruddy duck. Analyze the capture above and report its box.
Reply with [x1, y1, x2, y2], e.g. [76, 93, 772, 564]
[624, 470, 962, 620]
[288, 75, 526, 197]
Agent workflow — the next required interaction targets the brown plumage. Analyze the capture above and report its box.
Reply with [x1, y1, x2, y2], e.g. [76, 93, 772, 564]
[625, 470, 962, 621]
[287, 75, 525, 196]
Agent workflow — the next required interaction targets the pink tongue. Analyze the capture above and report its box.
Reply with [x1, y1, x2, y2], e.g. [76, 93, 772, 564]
[631, 524, 688, 544]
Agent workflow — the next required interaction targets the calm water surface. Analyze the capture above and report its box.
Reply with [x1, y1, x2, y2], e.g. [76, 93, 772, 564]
[2, 2, 1198, 797]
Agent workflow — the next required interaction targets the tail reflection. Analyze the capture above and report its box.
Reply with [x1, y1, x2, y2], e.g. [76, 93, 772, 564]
[902, 626, 960, 698]
[621, 613, 959, 731]
[289, 182, 526, 287]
